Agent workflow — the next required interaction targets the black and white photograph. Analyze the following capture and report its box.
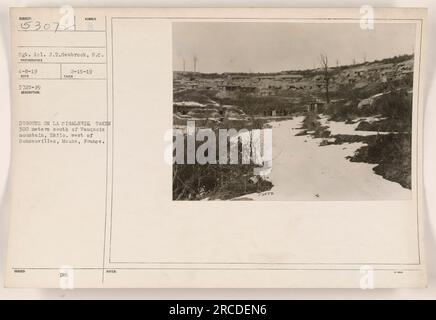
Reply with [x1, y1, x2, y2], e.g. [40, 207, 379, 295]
[172, 22, 416, 201]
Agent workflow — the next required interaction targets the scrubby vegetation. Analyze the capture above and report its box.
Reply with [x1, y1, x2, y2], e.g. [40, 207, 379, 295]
[299, 110, 411, 189]
[172, 124, 273, 200]
[297, 112, 331, 138]
[173, 164, 272, 200]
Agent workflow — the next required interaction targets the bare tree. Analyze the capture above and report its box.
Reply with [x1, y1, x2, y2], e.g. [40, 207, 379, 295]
[319, 54, 330, 104]
[193, 54, 198, 73]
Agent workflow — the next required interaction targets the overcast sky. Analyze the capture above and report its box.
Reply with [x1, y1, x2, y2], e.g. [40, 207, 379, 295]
[172, 22, 416, 73]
